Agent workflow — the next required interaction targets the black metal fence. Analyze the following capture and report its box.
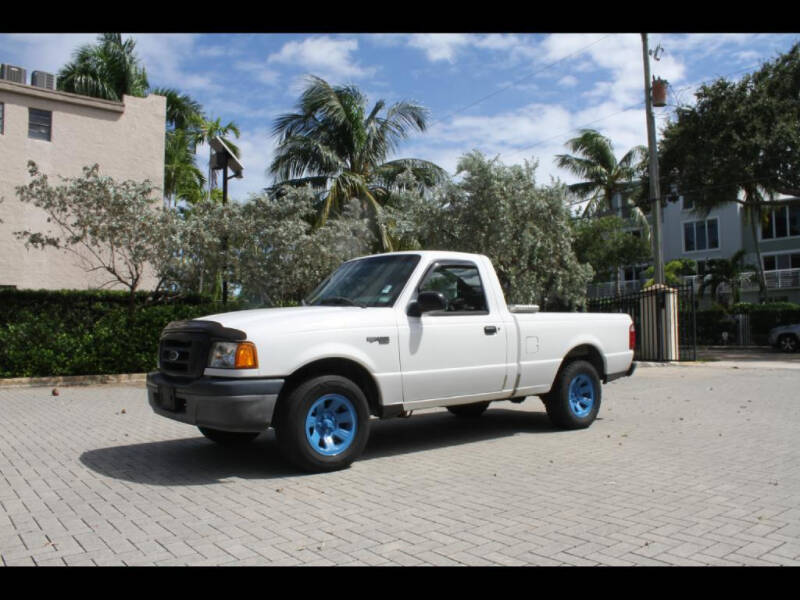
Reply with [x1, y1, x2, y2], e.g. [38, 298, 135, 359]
[587, 283, 696, 362]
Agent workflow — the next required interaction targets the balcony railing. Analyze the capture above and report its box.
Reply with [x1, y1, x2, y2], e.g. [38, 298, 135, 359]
[588, 268, 800, 298]
[683, 268, 800, 293]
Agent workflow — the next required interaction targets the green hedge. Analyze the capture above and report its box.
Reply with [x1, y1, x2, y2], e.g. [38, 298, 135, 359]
[0, 289, 251, 378]
[695, 302, 800, 346]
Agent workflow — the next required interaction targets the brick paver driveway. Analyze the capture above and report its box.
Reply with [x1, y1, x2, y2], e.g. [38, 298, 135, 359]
[2, 364, 799, 566]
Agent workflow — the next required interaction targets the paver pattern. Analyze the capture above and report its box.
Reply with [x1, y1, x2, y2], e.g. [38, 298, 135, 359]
[1, 365, 799, 566]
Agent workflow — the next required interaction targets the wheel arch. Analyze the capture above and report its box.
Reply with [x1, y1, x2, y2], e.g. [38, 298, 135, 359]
[275, 357, 383, 419]
[557, 343, 607, 383]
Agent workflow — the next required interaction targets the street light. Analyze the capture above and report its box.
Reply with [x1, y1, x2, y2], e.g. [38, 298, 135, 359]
[209, 136, 244, 305]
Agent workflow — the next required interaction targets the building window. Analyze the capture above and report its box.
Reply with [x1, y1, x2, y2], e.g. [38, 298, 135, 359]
[683, 218, 719, 252]
[622, 265, 648, 281]
[761, 205, 800, 239]
[0, 102, 4, 134]
[28, 108, 52, 141]
[682, 196, 694, 211]
[763, 252, 800, 271]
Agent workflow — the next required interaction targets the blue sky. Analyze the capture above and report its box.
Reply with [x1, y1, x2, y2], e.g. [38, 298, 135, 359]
[2, 33, 799, 200]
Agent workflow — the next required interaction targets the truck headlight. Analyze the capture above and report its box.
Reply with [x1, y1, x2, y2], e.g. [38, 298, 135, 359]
[209, 341, 258, 369]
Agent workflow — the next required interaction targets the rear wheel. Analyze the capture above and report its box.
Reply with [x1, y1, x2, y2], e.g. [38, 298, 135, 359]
[198, 427, 259, 446]
[274, 375, 370, 472]
[544, 360, 601, 430]
[446, 401, 490, 417]
[778, 334, 798, 353]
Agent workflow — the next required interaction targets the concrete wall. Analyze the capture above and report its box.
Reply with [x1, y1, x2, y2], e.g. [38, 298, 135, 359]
[0, 80, 165, 290]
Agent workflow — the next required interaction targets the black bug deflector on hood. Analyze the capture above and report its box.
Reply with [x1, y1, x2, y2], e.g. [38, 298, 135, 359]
[158, 320, 247, 380]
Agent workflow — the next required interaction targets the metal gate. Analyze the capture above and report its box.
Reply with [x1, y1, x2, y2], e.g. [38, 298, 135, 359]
[586, 283, 696, 362]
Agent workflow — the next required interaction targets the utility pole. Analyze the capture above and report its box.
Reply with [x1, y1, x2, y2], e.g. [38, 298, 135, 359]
[641, 33, 665, 285]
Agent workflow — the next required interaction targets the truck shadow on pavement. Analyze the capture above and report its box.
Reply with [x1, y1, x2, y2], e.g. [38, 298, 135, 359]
[79, 407, 558, 485]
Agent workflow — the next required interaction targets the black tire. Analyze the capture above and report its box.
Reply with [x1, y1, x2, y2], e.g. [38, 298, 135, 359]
[274, 375, 370, 472]
[778, 334, 798, 353]
[544, 360, 601, 430]
[446, 401, 490, 417]
[198, 427, 260, 446]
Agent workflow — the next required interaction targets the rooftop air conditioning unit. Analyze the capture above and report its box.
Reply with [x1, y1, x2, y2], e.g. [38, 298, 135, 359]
[0, 64, 27, 84]
[31, 71, 55, 90]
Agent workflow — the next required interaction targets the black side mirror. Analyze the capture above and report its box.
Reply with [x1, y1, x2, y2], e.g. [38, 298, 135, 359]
[408, 291, 447, 317]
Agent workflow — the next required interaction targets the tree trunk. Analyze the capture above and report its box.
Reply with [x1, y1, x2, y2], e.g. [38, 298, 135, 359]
[747, 203, 768, 303]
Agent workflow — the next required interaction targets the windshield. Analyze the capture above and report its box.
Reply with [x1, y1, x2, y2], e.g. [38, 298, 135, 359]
[305, 254, 421, 308]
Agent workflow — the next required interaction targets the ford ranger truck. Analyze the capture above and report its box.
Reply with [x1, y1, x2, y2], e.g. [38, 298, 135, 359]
[147, 251, 636, 472]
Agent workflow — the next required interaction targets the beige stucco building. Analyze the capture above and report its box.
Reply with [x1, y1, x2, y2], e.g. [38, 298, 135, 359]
[0, 78, 166, 290]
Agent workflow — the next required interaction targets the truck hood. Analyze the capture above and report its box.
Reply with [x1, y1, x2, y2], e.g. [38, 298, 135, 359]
[198, 305, 395, 336]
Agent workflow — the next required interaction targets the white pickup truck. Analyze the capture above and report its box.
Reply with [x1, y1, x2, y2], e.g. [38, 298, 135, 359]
[147, 251, 636, 472]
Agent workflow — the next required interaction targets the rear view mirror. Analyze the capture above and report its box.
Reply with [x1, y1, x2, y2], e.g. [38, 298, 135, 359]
[408, 291, 448, 317]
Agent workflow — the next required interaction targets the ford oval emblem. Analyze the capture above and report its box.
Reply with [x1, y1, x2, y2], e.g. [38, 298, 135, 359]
[166, 350, 180, 362]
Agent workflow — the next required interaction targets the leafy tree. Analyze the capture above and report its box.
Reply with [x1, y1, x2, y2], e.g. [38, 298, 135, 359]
[414, 152, 592, 309]
[659, 43, 800, 301]
[571, 216, 652, 283]
[164, 187, 373, 305]
[555, 129, 650, 243]
[269, 76, 447, 250]
[696, 250, 756, 307]
[13, 161, 172, 313]
[57, 33, 148, 101]
[642, 258, 697, 288]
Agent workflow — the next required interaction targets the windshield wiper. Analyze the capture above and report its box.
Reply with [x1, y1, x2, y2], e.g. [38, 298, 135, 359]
[318, 296, 367, 308]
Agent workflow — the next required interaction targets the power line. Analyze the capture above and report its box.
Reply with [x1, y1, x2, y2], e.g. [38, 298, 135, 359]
[429, 34, 615, 127]
[492, 58, 784, 165]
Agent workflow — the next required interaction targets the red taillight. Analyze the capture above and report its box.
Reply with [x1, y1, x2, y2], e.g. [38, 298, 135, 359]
[629, 323, 636, 350]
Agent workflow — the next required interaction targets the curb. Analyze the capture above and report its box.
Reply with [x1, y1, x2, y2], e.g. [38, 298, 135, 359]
[0, 373, 147, 388]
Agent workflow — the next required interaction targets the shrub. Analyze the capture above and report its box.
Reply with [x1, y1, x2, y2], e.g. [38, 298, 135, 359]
[0, 289, 250, 378]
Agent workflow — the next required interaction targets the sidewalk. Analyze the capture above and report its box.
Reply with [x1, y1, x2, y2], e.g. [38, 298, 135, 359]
[691, 345, 800, 370]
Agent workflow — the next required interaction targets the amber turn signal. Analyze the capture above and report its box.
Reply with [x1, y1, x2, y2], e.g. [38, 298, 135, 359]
[234, 342, 258, 369]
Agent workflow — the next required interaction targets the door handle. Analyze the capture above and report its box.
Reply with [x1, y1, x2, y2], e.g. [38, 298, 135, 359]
[484, 325, 498, 335]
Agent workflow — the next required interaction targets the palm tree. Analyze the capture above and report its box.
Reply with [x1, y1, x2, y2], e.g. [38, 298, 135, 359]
[269, 76, 447, 250]
[190, 117, 241, 203]
[164, 129, 206, 209]
[556, 129, 650, 240]
[698, 250, 756, 307]
[151, 87, 205, 131]
[57, 34, 148, 101]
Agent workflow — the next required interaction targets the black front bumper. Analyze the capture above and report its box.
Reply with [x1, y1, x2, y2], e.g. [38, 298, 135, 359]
[147, 372, 284, 432]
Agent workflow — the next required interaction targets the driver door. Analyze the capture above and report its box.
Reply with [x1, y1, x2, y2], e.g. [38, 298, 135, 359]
[397, 261, 507, 406]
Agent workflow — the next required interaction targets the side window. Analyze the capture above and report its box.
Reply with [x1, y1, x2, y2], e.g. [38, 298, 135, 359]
[418, 264, 488, 313]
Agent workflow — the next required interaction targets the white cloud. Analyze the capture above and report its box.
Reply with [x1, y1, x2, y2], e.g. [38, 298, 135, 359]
[268, 36, 374, 80]
[407, 34, 471, 63]
[0, 33, 97, 75]
[558, 75, 578, 87]
[233, 60, 280, 86]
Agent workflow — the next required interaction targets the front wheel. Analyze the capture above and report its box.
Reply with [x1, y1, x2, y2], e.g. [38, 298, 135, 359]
[274, 375, 370, 472]
[778, 334, 798, 353]
[544, 360, 601, 430]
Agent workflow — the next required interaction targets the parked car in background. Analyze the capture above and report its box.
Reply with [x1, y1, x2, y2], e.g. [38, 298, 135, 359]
[768, 323, 800, 353]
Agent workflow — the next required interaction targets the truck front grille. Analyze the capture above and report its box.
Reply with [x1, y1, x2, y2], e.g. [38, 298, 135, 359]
[157, 320, 247, 381]
[159, 335, 208, 379]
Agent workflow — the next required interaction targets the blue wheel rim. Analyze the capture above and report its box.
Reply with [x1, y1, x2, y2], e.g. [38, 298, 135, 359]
[568, 374, 595, 418]
[305, 393, 358, 456]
